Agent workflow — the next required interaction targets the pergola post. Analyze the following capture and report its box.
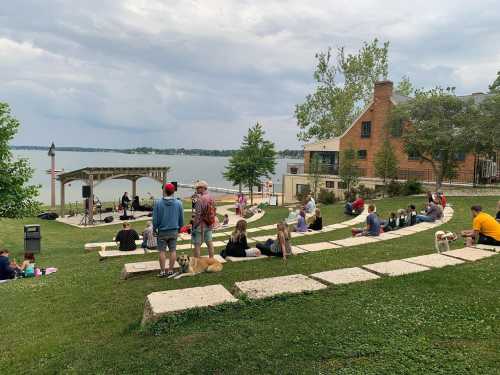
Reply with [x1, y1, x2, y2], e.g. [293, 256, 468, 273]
[132, 178, 137, 198]
[89, 174, 94, 224]
[60, 180, 65, 216]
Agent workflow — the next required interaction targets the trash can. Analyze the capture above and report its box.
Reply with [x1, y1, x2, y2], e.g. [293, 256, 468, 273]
[24, 225, 41, 253]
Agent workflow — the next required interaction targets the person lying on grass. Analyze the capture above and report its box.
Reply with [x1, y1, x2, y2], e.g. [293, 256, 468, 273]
[351, 204, 381, 237]
[256, 222, 292, 259]
[308, 208, 323, 231]
[115, 222, 140, 251]
[461, 205, 500, 247]
[416, 201, 443, 223]
[220, 219, 261, 258]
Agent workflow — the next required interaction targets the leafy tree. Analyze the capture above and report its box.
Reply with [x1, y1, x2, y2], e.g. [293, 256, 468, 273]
[388, 88, 474, 190]
[489, 71, 500, 93]
[339, 146, 359, 192]
[223, 123, 276, 204]
[374, 138, 399, 195]
[308, 154, 326, 200]
[395, 75, 414, 96]
[0, 103, 40, 218]
[296, 39, 389, 142]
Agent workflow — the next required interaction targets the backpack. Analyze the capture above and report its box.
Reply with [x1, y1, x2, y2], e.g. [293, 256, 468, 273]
[200, 195, 217, 227]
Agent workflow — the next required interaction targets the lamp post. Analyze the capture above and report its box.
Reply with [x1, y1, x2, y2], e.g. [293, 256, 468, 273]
[48, 142, 56, 209]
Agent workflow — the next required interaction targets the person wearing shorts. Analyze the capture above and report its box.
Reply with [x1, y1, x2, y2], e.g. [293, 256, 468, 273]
[192, 180, 215, 258]
[153, 183, 184, 277]
[462, 205, 500, 247]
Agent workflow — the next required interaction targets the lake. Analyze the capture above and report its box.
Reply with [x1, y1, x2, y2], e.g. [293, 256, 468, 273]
[13, 150, 299, 205]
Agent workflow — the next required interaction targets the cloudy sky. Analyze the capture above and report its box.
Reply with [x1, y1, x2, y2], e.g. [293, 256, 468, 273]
[1, 0, 499, 149]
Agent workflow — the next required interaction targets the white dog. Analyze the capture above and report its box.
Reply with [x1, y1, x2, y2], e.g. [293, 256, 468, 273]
[434, 231, 458, 253]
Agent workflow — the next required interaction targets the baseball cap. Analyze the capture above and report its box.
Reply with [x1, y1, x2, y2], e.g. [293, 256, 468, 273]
[164, 183, 175, 193]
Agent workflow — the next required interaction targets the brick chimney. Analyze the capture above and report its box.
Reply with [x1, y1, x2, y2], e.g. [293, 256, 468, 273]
[374, 80, 394, 100]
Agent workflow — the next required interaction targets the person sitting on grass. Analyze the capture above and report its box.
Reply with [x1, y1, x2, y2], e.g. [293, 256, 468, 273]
[222, 214, 230, 227]
[397, 208, 407, 228]
[407, 204, 417, 226]
[294, 210, 308, 233]
[256, 222, 292, 259]
[351, 204, 380, 237]
[285, 208, 298, 223]
[461, 205, 500, 246]
[304, 195, 316, 214]
[220, 219, 261, 258]
[308, 208, 323, 231]
[0, 249, 19, 280]
[383, 212, 397, 232]
[345, 195, 365, 216]
[496, 200, 500, 223]
[115, 222, 140, 251]
[18, 252, 36, 277]
[141, 221, 158, 253]
[416, 201, 443, 223]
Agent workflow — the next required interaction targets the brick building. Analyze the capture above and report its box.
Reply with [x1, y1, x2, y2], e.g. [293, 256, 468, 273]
[282, 80, 498, 203]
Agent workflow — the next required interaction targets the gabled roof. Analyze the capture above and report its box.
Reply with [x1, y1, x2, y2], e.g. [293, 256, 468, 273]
[391, 92, 412, 104]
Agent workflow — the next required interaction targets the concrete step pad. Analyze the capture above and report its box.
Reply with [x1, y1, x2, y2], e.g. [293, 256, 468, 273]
[250, 235, 274, 243]
[402, 253, 464, 268]
[259, 224, 278, 230]
[247, 227, 263, 233]
[323, 223, 348, 230]
[363, 260, 430, 277]
[442, 247, 498, 261]
[378, 232, 403, 241]
[291, 246, 308, 255]
[226, 254, 268, 262]
[474, 244, 500, 252]
[99, 249, 158, 259]
[331, 236, 381, 247]
[121, 255, 226, 279]
[297, 242, 341, 252]
[142, 284, 238, 325]
[235, 274, 327, 300]
[311, 267, 380, 285]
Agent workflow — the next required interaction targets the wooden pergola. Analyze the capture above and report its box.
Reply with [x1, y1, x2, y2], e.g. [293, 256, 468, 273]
[57, 166, 169, 221]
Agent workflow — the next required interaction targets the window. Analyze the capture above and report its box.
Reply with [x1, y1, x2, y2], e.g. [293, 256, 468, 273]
[296, 184, 309, 195]
[454, 152, 466, 161]
[361, 121, 372, 138]
[290, 167, 298, 174]
[408, 150, 420, 161]
[391, 120, 403, 137]
[357, 150, 367, 160]
[337, 181, 347, 189]
[325, 181, 335, 189]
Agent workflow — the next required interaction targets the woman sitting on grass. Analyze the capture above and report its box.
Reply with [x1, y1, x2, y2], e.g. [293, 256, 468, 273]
[220, 219, 261, 258]
[294, 210, 308, 232]
[308, 208, 323, 231]
[256, 222, 292, 259]
[115, 222, 140, 251]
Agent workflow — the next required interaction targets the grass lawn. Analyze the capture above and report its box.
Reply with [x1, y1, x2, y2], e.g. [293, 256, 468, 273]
[1, 196, 499, 374]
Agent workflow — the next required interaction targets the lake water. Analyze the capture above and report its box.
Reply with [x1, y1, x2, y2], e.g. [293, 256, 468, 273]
[13, 150, 299, 205]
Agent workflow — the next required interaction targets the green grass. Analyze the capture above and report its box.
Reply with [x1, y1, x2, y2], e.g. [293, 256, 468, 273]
[1, 196, 499, 374]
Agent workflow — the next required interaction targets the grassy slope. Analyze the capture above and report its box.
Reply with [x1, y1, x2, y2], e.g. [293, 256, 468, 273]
[0, 196, 499, 374]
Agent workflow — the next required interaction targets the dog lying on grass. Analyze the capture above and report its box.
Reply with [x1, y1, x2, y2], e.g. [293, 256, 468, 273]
[173, 255, 223, 279]
[435, 231, 458, 253]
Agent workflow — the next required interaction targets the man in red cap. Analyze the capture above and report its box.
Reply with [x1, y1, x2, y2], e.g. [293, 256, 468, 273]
[153, 182, 184, 277]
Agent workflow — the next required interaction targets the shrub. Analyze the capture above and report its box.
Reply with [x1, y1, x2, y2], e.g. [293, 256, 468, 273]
[402, 179, 423, 196]
[357, 184, 377, 200]
[318, 188, 337, 205]
[387, 180, 403, 197]
[344, 188, 358, 202]
[296, 185, 311, 203]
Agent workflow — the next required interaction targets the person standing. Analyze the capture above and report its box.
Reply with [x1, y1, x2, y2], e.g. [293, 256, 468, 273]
[153, 183, 184, 277]
[192, 180, 216, 258]
[121, 192, 131, 217]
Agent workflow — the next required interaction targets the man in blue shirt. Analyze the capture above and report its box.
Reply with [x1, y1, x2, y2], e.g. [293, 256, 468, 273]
[0, 249, 17, 280]
[351, 204, 380, 237]
[153, 183, 184, 277]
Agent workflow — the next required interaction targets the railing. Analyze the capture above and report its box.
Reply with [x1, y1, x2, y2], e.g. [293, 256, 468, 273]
[287, 163, 305, 174]
[397, 169, 475, 185]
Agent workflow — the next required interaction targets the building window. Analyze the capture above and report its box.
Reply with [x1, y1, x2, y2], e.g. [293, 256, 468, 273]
[337, 181, 347, 189]
[408, 150, 420, 161]
[391, 120, 403, 137]
[357, 150, 367, 160]
[290, 167, 298, 174]
[454, 152, 466, 161]
[296, 184, 309, 195]
[361, 121, 371, 138]
[325, 181, 335, 189]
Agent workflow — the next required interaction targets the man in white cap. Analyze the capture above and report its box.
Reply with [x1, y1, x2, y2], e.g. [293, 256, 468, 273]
[192, 180, 215, 258]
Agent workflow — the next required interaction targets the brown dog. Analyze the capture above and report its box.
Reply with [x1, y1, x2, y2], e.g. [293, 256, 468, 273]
[174, 255, 223, 279]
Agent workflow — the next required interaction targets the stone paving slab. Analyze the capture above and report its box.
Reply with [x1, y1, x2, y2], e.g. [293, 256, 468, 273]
[99, 249, 158, 259]
[402, 253, 464, 269]
[331, 236, 381, 247]
[247, 227, 262, 233]
[250, 235, 273, 243]
[323, 223, 348, 230]
[311, 267, 380, 285]
[378, 232, 403, 241]
[363, 260, 430, 277]
[235, 274, 327, 299]
[442, 247, 498, 261]
[142, 284, 238, 324]
[259, 224, 278, 230]
[474, 244, 500, 252]
[226, 254, 268, 262]
[290, 232, 307, 238]
[291, 246, 308, 255]
[390, 228, 420, 235]
[297, 242, 341, 252]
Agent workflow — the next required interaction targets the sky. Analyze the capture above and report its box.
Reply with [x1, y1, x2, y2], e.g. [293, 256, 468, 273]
[1, 0, 499, 150]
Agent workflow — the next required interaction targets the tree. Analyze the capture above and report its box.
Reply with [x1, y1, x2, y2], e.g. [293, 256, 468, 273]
[0, 103, 40, 218]
[374, 138, 399, 195]
[489, 71, 500, 93]
[339, 146, 359, 192]
[395, 75, 414, 96]
[388, 88, 474, 190]
[295, 39, 389, 142]
[223, 123, 277, 205]
[308, 154, 326, 200]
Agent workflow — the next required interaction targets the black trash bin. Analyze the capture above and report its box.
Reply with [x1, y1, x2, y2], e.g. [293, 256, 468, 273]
[24, 225, 41, 253]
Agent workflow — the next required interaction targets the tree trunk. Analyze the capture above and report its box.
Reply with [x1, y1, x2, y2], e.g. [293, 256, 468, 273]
[250, 185, 254, 205]
[472, 153, 478, 187]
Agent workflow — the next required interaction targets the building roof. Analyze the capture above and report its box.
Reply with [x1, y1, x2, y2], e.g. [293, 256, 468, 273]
[457, 92, 492, 105]
[58, 166, 169, 184]
[391, 92, 412, 104]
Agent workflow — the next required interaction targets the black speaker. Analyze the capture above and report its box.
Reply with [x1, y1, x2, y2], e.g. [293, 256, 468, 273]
[104, 216, 114, 223]
[82, 185, 91, 198]
[171, 181, 178, 191]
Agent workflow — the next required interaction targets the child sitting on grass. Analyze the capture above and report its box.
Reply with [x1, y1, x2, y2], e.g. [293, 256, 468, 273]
[220, 219, 260, 258]
[383, 212, 397, 232]
[256, 222, 292, 259]
[308, 208, 323, 231]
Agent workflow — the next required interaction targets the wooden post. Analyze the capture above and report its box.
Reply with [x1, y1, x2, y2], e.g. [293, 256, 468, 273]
[60, 180, 65, 216]
[89, 174, 94, 224]
[50, 153, 56, 209]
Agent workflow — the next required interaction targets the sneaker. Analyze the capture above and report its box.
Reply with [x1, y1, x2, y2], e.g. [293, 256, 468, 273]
[166, 271, 177, 279]
[158, 271, 166, 278]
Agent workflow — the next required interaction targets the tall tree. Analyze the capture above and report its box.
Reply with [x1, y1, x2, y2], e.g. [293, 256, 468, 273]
[308, 154, 326, 200]
[339, 146, 359, 192]
[374, 138, 399, 195]
[223, 123, 277, 205]
[489, 71, 500, 93]
[395, 75, 414, 96]
[0, 103, 40, 218]
[388, 88, 474, 190]
[295, 39, 389, 142]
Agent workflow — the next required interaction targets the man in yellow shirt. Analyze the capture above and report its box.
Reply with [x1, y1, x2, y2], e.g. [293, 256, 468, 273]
[462, 205, 500, 246]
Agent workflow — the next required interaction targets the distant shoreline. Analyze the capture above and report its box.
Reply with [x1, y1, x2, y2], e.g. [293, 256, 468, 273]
[11, 145, 303, 159]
